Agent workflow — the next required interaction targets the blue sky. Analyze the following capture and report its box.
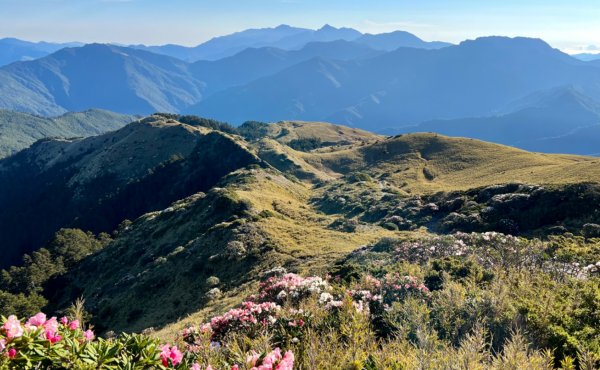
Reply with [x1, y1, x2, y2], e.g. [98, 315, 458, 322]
[1, 0, 599, 53]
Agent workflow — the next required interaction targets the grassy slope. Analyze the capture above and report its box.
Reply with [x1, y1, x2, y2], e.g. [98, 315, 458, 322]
[152, 169, 397, 340]
[306, 133, 600, 193]
[50, 167, 395, 336]
[264, 120, 382, 145]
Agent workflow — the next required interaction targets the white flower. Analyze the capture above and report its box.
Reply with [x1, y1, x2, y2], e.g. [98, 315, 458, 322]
[318, 292, 334, 304]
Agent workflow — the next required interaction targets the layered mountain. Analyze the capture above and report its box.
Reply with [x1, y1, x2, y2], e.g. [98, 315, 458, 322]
[392, 86, 600, 155]
[0, 109, 135, 158]
[190, 37, 600, 129]
[0, 40, 379, 116]
[0, 38, 82, 67]
[190, 40, 380, 95]
[2, 36, 600, 157]
[133, 25, 378, 62]
[0, 44, 207, 115]
[268, 24, 362, 50]
[132, 24, 310, 62]
[1, 25, 449, 68]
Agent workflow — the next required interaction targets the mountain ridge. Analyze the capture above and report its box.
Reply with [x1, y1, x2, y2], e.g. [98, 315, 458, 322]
[0, 108, 136, 158]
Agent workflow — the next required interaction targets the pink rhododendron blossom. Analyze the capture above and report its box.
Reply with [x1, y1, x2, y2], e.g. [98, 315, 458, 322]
[27, 313, 46, 327]
[83, 330, 95, 341]
[60, 317, 69, 325]
[257, 273, 330, 304]
[208, 301, 280, 340]
[7, 348, 17, 359]
[2, 315, 23, 339]
[68, 320, 80, 330]
[45, 331, 62, 344]
[247, 348, 294, 370]
[160, 345, 183, 367]
[0, 338, 5, 352]
[190, 364, 201, 370]
[43, 317, 59, 335]
[277, 350, 295, 370]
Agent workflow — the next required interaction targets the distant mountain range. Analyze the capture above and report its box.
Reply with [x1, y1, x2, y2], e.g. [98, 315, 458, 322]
[0, 38, 82, 66]
[190, 37, 600, 127]
[0, 25, 451, 66]
[0, 109, 135, 158]
[0, 29, 453, 116]
[1, 27, 600, 157]
[572, 53, 600, 62]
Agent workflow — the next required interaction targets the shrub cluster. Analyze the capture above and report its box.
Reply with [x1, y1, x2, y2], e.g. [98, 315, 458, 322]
[2, 232, 599, 369]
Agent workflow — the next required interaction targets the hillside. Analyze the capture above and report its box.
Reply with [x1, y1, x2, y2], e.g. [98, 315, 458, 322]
[258, 120, 382, 145]
[0, 116, 598, 369]
[0, 116, 263, 267]
[1, 117, 600, 331]
[46, 167, 394, 333]
[0, 109, 135, 158]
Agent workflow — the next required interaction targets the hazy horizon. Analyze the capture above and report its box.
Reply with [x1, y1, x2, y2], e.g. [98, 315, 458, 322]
[0, 0, 599, 54]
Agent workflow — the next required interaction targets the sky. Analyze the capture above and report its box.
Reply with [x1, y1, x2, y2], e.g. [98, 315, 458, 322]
[0, 0, 599, 53]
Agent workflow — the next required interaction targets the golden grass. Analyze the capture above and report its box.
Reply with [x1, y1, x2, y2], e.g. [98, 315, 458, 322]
[297, 132, 600, 194]
[265, 120, 382, 145]
[236, 171, 396, 263]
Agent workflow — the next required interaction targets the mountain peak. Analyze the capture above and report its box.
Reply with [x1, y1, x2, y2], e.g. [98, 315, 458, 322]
[318, 24, 337, 31]
[460, 36, 552, 50]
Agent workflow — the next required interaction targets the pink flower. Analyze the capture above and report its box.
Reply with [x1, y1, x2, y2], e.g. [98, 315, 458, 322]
[45, 331, 62, 344]
[68, 320, 80, 330]
[43, 317, 59, 335]
[231, 365, 240, 370]
[7, 348, 17, 359]
[248, 348, 293, 370]
[83, 330, 95, 341]
[190, 364, 201, 370]
[27, 313, 47, 327]
[60, 317, 69, 325]
[2, 316, 23, 339]
[0, 339, 5, 352]
[276, 351, 294, 370]
[160, 345, 183, 367]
